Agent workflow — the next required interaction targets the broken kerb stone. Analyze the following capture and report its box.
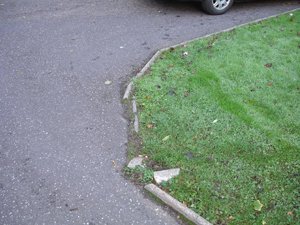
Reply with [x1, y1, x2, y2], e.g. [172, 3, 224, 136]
[132, 97, 137, 114]
[144, 184, 212, 225]
[133, 114, 139, 133]
[154, 168, 180, 184]
[132, 97, 139, 133]
[127, 157, 144, 169]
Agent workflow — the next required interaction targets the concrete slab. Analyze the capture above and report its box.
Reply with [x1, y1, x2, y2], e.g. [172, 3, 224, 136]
[154, 168, 180, 184]
[127, 157, 144, 169]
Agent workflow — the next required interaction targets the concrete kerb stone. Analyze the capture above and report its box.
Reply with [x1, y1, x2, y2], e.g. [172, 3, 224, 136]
[124, 8, 300, 225]
[123, 8, 300, 100]
[123, 82, 133, 100]
[154, 168, 180, 184]
[127, 156, 144, 169]
[132, 97, 139, 133]
[145, 184, 212, 225]
[134, 114, 139, 133]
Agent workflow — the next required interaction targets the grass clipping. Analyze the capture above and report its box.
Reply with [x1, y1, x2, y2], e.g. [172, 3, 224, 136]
[133, 11, 300, 225]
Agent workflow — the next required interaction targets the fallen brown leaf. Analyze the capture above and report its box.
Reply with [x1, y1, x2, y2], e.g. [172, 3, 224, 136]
[264, 63, 272, 68]
[147, 123, 154, 129]
[184, 91, 190, 97]
[228, 216, 234, 221]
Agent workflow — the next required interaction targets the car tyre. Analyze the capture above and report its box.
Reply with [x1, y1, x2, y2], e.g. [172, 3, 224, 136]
[202, 0, 234, 15]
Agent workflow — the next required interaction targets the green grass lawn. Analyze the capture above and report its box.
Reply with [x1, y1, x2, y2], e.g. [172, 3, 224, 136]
[132, 11, 300, 225]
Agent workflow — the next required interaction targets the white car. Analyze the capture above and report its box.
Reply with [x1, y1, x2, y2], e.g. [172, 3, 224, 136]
[201, 0, 234, 14]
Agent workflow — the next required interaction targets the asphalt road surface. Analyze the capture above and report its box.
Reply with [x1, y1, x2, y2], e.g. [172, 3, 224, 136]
[0, 0, 299, 224]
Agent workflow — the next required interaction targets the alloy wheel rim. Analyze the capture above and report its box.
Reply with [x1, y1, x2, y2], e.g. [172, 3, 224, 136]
[212, 0, 230, 11]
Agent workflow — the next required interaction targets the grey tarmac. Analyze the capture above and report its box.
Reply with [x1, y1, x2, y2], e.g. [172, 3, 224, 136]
[0, 1, 299, 225]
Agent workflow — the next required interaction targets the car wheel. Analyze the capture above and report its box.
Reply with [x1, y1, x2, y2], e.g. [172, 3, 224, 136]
[202, 0, 234, 15]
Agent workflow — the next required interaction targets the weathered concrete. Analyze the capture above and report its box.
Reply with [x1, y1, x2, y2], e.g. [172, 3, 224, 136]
[154, 168, 180, 184]
[145, 184, 212, 225]
[127, 157, 144, 169]
[132, 98, 139, 133]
